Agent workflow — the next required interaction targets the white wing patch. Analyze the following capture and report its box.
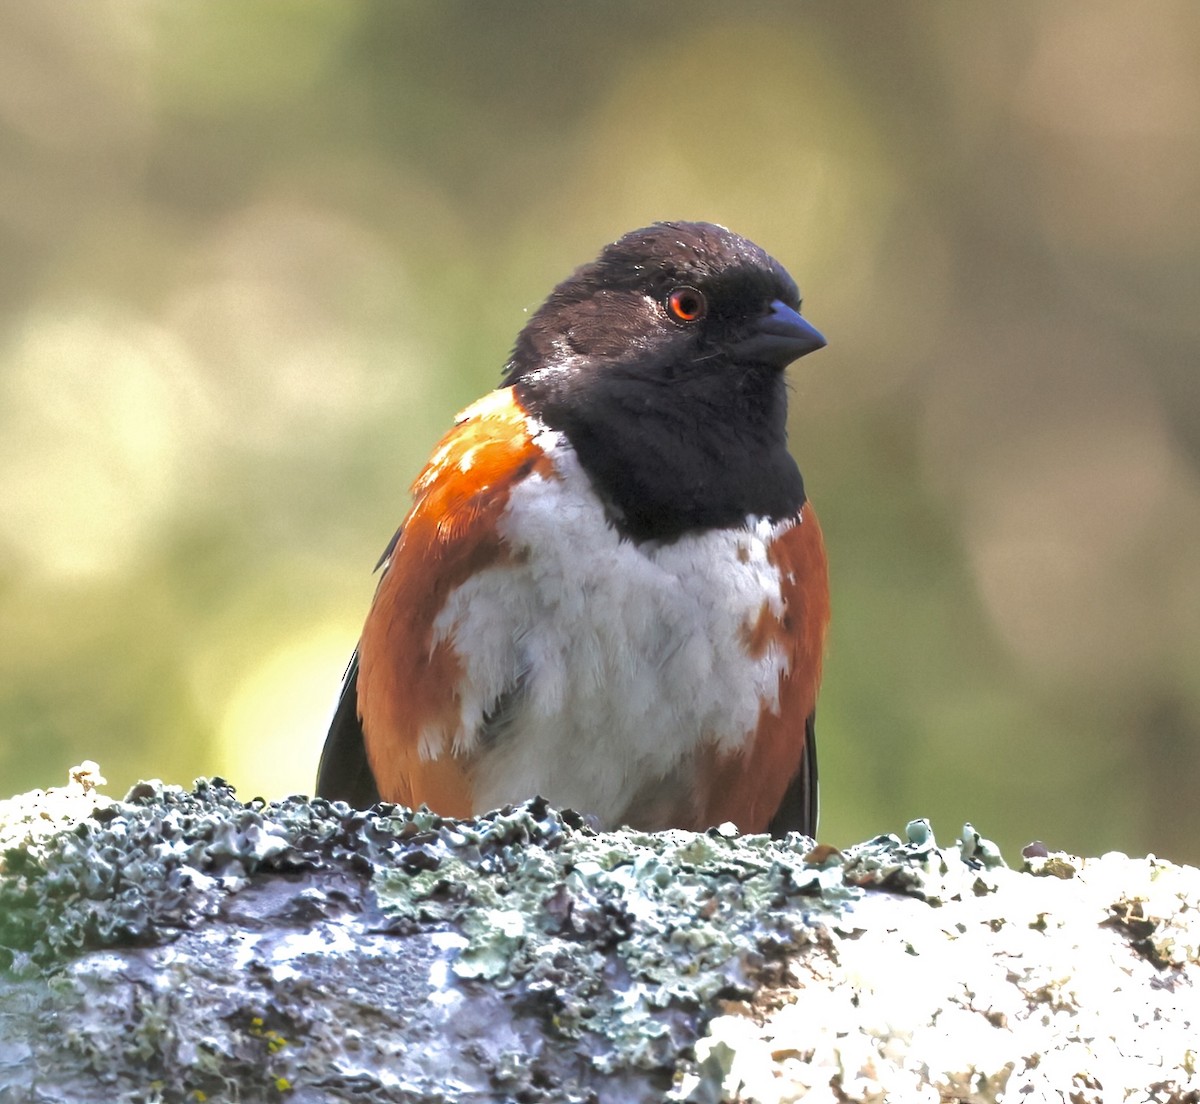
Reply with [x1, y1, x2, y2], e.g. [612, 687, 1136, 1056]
[426, 426, 796, 829]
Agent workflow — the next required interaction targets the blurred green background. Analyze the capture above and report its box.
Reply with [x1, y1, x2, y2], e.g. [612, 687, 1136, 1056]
[2, 2, 1198, 863]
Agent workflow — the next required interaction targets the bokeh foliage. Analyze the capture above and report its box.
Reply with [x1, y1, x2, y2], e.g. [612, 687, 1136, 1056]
[2, 2, 1198, 861]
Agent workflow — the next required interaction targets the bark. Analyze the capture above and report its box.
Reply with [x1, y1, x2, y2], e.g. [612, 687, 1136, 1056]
[1, 764, 1198, 1104]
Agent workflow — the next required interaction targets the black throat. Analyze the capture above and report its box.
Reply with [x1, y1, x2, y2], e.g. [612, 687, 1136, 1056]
[513, 363, 805, 543]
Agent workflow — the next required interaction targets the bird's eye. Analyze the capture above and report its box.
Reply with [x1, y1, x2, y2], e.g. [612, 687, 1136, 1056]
[666, 286, 707, 323]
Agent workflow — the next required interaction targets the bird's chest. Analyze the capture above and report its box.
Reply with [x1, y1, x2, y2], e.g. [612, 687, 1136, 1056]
[429, 437, 794, 828]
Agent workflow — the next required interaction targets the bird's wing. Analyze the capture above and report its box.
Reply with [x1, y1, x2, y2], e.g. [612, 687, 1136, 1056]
[766, 710, 819, 838]
[327, 386, 549, 815]
[314, 650, 381, 808]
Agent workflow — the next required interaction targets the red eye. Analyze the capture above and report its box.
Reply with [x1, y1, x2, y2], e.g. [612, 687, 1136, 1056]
[666, 286, 707, 323]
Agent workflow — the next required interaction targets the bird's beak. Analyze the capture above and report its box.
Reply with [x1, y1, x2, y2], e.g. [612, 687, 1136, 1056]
[735, 299, 827, 367]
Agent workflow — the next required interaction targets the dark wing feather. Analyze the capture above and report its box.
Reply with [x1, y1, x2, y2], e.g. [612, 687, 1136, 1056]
[315, 650, 381, 809]
[766, 710, 818, 838]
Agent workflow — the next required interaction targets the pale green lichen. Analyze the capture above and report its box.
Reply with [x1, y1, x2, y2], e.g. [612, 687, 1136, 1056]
[370, 809, 838, 1072]
[366, 806, 1021, 1086]
[4, 765, 1004, 1101]
[6, 765, 1198, 1103]
[673, 840, 1200, 1104]
[0, 769, 356, 974]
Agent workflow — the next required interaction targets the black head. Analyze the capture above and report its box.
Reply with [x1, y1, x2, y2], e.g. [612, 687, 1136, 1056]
[502, 221, 825, 542]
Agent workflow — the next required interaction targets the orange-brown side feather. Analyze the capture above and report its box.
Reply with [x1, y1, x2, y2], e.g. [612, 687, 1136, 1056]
[698, 503, 831, 833]
[356, 388, 549, 814]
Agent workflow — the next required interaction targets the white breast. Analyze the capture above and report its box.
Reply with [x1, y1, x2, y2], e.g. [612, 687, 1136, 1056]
[427, 425, 797, 828]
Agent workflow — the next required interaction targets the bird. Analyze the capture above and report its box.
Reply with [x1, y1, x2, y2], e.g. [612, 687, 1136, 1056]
[316, 221, 830, 836]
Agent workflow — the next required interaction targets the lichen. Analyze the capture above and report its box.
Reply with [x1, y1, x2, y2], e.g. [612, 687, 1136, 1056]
[4, 766, 1199, 1103]
[3, 767, 980, 1101]
[372, 811, 857, 1073]
[673, 836, 1200, 1104]
[0, 768, 358, 974]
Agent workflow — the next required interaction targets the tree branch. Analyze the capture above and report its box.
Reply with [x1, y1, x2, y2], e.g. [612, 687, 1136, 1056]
[2, 765, 1198, 1103]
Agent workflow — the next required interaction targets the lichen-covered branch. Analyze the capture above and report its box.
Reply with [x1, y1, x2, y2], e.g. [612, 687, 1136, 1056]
[2, 765, 1198, 1103]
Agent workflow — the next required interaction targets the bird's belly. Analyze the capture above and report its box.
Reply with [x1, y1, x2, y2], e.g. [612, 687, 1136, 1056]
[428, 450, 796, 829]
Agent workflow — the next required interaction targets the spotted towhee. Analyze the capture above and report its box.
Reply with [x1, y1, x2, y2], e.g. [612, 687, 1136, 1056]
[316, 221, 830, 836]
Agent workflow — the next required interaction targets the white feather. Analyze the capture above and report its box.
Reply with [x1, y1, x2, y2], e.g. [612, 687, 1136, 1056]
[427, 423, 796, 828]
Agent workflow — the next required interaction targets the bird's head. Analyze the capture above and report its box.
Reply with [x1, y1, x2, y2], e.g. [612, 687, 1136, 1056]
[501, 222, 826, 540]
[503, 221, 824, 391]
